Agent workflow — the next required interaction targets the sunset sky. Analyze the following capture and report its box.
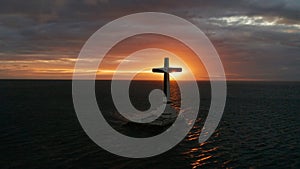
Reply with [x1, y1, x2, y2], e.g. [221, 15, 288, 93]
[0, 0, 299, 81]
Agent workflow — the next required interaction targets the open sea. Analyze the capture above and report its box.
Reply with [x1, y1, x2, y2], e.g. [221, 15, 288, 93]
[0, 80, 299, 169]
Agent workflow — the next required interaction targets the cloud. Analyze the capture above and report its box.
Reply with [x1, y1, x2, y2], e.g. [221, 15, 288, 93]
[208, 16, 300, 29]
[0, 0, 299, 80]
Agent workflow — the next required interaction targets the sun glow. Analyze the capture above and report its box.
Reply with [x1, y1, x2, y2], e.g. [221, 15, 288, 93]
[1, 34, 209, 80]
[98, 48, 196, 81]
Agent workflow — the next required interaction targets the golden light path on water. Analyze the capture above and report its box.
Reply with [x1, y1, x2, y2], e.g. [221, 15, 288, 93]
[182, 121, 224, 169]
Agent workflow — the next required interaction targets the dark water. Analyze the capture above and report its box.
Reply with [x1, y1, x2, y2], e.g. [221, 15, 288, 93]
[0, 80, 299, 169]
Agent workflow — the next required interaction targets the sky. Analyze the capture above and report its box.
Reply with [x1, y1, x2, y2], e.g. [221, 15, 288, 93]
[0, 0, 299, 81]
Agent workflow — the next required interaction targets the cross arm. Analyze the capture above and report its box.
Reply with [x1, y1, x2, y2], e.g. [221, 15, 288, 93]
[152, 67, 182, 73]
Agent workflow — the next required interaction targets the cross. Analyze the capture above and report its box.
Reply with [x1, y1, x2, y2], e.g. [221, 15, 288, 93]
[152, 57, 182, 103]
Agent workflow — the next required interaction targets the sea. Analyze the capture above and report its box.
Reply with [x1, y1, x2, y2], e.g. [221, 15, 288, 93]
[0, 80, 299, 169]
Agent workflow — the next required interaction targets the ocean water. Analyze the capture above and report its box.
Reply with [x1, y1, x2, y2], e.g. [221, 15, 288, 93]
[0, 80, 299, 169]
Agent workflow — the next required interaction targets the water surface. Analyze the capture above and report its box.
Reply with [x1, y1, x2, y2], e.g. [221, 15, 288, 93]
[0, 80, 299, 168]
